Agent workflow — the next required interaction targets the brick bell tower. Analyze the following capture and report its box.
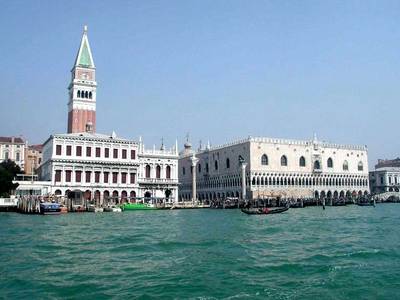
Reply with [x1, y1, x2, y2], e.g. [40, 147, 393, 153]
[67, 25, 97, 134]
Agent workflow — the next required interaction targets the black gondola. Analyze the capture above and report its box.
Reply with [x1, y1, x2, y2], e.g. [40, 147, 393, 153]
[241, 206, 289, 215]
[357, 202, 375, 207]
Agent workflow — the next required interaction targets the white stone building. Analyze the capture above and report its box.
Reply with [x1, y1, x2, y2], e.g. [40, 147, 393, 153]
[39, 132, 178, 203]
[0, 137, 26, 171]
[179, 136, 370, 201]
[369, 158, 400, 194]
[24, 25, 179, 203]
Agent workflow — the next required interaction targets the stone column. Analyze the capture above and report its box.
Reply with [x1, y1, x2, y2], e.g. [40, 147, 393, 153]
[241, 163, 247, 200]
[190, 154, 199, 202]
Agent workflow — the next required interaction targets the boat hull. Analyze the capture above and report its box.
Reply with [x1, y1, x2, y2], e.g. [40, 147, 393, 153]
[40, 203, 61, 215]
[121, 203, 157, 210]
[104, 206, 122, 212]
[357, 203, 375, 207]
[88, 206, 104, 212]
[241, 206, 289, 215]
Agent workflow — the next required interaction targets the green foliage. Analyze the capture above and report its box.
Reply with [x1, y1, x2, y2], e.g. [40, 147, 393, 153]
[0, 160, 21, 197]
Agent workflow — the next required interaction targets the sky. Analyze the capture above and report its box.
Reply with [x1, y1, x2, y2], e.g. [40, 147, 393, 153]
[0, 0, 399, 166]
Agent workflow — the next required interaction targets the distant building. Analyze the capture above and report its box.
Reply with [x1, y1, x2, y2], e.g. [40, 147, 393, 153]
[0, 136, 26, 171]
[369, 158, 400, 194]
[179, 136, 369, 201]
[24, 144, 43, 175]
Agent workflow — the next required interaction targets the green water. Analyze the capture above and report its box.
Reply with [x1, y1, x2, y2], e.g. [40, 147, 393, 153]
[1, 205, 400, 299]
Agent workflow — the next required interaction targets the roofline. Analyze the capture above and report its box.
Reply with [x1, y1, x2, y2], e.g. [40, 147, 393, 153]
[180, 136, 368, 158]
[44, 133, 138, 145]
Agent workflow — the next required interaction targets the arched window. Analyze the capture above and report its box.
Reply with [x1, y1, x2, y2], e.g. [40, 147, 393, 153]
[4, 151, 9, 160]
[215, 160, 218, 171]
[261, 154, 268, 165]
[145, 165, 151, 178]
[314, 160, 321, 169]
[77, 90, 81, 98]
[358, 161, 363, 171]
[299, 156, 306, 167]
[182, 167, 185, 175]
[281, 155, 287, 166]
[166, 165, 171, 179]
[198, 164, 201, 173]
[343, 161, 349, 171]
[89, 92, 92, 99]
[156, 165, 161, 178]
[327, 157, 333, 168]
[85, 91, 89, 98]
[226, 158, 230, 168]
[206, 163, 209, 173]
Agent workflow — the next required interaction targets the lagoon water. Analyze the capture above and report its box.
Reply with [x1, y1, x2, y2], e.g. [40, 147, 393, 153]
[1, 205, 400, 299]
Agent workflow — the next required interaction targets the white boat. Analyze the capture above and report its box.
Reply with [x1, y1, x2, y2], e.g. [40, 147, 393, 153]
[88, 205, 104, 213]
[104, 205, 122, 212]
[112, 206, 122, 212]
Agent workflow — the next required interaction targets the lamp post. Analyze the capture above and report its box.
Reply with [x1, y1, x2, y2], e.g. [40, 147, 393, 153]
[190, 153, 199, 204]
[239, 155, 247, 201]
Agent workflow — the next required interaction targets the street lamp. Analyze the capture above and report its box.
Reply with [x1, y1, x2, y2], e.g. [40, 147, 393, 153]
[238, 155, 247, 201]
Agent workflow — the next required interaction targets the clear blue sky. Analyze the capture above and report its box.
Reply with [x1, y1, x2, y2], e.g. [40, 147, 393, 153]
[0, 1, 399, 166]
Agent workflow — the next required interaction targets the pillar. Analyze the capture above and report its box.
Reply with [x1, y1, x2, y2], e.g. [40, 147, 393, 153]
[190, 154, 199, 202]
[241, 163, 247, 200]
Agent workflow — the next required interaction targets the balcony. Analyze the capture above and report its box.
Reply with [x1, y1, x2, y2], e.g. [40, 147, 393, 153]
[138, 177, 178, 185]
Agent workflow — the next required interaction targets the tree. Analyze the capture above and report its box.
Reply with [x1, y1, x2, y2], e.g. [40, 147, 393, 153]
[0, 160, 21, 197]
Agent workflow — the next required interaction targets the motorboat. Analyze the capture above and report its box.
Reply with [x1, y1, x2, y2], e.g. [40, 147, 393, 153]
[120, 202, 157, 211]
[39, 202, 61, 215]
[60, 205, 68, 213]
[88, 205, 104, 212]
[104, 205, 122, 212]
[71, 205, 86, 213]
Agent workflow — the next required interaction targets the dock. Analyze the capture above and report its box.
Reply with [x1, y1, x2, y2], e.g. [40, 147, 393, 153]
[0, 198, 18, 212]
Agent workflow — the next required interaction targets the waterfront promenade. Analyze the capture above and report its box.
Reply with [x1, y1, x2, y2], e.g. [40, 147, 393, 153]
[1, 205, 400, 299]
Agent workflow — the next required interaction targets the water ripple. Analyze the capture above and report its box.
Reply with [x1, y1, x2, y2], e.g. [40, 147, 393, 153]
[1, 205, 400, 299]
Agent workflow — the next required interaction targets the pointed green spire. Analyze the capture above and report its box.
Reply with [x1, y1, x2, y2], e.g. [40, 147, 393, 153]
[78, 40, 92, 67]
[74, 25, 95, 68]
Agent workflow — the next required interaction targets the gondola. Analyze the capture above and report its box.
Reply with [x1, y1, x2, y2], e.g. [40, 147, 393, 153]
[357, 202, 375, 207]
[241, 206, 289, 215]
[332, 201, 346, 206]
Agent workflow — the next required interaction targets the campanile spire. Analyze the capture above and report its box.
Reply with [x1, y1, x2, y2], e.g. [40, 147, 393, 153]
[67, 25, 97, 133]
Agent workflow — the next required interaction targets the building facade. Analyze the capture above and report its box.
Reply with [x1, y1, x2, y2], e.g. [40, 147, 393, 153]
[24, 144, 43, 175]
[0, 137, 26, 171]
[39, 133, 178, 203]
[179, 136, 369, 201]
[369, 158, 400, 194]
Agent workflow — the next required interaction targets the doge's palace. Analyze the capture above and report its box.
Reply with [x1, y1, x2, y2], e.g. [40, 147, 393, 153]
[179, 135, 369, 201]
